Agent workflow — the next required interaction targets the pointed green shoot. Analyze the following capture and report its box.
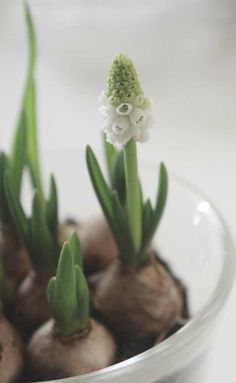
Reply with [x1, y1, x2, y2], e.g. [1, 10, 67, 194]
[47, 234, 90, 337]
[30, 190, 56, 271]
[68, 231, 83, 268]
[4, 169, 59, 272]
[139, 163, 168, 261]
[46, 174, 58, 242]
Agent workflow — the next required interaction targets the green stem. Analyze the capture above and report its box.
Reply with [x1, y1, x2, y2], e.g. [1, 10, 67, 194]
[124, 139, 141, 252]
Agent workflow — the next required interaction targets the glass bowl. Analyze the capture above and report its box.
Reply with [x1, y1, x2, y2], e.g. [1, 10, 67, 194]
[2, 1, 234, 381]
[28, 150, 235, 383]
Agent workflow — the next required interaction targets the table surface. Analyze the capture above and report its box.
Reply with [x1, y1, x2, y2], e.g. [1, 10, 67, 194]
[0, 1, 236, 381]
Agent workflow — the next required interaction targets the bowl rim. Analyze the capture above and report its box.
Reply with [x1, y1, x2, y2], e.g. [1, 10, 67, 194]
[35, 173, 235, 383]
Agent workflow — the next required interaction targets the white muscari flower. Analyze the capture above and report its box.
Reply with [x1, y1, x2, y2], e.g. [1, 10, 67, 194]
[99, 54, 154, 149]
[99, 94, 153, 149]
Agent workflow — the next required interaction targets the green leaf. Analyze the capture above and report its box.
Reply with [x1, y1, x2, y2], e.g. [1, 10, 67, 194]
[24, 1, 36, 81]
[103, 135, 116, 182]
[47, 276, 57, 315]
[54, 243, 77, 323]
[4, 170, 29, 243]
[68, 232, 82, 268]
[139, 198, 154, 265]
[111, 151, 126, 205]
[25, 79, 44, 198]
[75, 264, 90, 330]
[142, 198, 154, 240]
[139, 163, 168, 258]
[46, 174, 58, 241]
[23, 2, 44, 199]
[86, 145, 114, 223]
[103, 136, 126, 205]
[153, 163, 168, 229]
[86, 145, 137, 265]
[51, 243, 78, 336]
[110, 191, 136, 266]
[3, 1, 37, 213]
[47, 243, 90, 336]
[10, 113, 27, 196]
[0, 152, 8, 181]
[30, 190, 55, 271]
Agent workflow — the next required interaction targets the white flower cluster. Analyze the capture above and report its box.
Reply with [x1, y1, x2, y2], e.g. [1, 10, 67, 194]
[99, 93, 154, 149]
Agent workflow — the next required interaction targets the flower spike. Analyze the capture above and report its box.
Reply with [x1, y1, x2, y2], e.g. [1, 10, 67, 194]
[99, 53, 154, 149]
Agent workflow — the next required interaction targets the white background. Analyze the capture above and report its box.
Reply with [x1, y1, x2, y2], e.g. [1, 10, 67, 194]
[0, 0, 236, 381]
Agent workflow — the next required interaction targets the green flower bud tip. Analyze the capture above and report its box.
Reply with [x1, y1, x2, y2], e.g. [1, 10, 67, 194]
[105, 53, 143, 106]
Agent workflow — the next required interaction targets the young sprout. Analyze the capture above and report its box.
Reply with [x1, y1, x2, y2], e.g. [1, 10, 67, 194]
[0, 130, 26, 226]
[47, 233, 89, 336]
[22, 1, 78, 244]
[0, 0, 40, 219]
[0, 3, 34, 220]
[4, 172, 59, 273]
[27, 233, 117, 381]
[0, 2, 35, 287]
[3, 170, 59, 332]
[0, 147, 25, 286]
[86, 54, 185, 347]
[0, 2, 78, 333]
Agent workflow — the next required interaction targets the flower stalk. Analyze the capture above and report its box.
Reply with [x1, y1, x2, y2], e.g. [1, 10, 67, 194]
[124, 139, 141, 251]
